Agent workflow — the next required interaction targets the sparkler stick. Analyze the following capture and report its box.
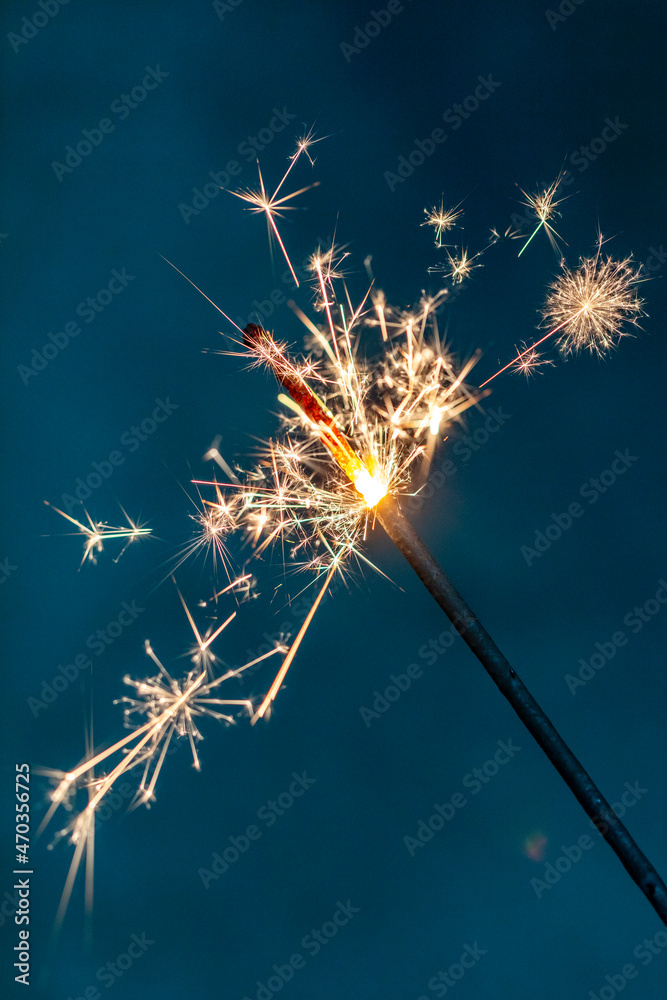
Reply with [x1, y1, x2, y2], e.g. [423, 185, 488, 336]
[242, 319, 667, 925]
[375, 494, 667, 925]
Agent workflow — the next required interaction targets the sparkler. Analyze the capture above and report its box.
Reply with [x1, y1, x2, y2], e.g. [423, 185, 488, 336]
[225, 230, 664, 922]
[45, 134, 663, 930]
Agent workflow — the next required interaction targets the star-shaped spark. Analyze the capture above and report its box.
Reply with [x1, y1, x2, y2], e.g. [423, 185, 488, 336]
[230, 132, 321, 286]
[422, 200, 464, 246]
[517, 170, 570, 257]
[431, 247, 483, 284]
[509, 342, 555, 378]
[44, 501, 151, 567]
[481, 234, 647, 387]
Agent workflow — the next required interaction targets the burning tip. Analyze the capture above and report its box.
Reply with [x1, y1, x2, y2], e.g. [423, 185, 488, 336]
[243, 323, 271, 351]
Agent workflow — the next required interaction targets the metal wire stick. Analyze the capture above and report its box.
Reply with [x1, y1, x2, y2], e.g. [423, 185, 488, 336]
[376, 494, 667, 925]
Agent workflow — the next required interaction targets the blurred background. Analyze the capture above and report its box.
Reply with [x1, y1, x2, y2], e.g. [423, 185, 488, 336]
[2, 1, 666, 997]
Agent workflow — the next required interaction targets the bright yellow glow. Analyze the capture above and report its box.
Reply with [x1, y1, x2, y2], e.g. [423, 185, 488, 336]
[353, 466, 388, 507]
[429, 409, 443, 435]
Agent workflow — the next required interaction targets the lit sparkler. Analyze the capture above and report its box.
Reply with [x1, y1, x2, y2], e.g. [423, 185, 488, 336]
[232, 296, 666, 921]
[209, 175, 665, 921]
[47, 133, 664, 929]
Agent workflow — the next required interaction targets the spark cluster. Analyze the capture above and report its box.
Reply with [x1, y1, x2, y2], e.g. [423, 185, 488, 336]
[517, 171, 569, 257]
[205, 273, 482, 577]
[541, 241, 646, 356]
[39, 580, 282, 922]
[45, 501, 151, 567]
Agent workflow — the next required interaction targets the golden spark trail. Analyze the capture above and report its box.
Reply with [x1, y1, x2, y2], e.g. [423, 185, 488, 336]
[252, 559, 339, 722]
[243, 323, 388, 507]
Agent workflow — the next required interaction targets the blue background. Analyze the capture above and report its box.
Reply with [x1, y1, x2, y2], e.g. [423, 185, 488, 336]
[2, 1, 667, 998]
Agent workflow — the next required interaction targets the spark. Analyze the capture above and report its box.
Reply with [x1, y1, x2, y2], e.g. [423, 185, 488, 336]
[429, 245, 488, 285]
[509, 342, 555, 378]
[160, 256, 245, 335]
[203, 435, 241, 484]
[541, 240, 646, 356]
[44, 501, 151, 567]
[184, 259, 481, 718]
[422, 200, 464, 246]
[167, 480, 238, 583]
[40, 579, 283, 923]
[438, 247, 481, 284]
[517, 170, 570, 257]
[480, 235, 647, 387]
[230, 134, 321, 286]
[290, 125, 326, 166]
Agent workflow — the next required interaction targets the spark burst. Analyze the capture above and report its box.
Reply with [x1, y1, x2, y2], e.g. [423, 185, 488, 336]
[480, 235, 647, 386]
[40, 579, 283, 923]
[541, 241, 646, 356]
[44, 501, 151, 567]
[230, 131, 320, 286]
[202, 277, 481, 715]
[517, 170, 569, 257]
[510, 342, 555, 378]
[422, 200, 464, 246]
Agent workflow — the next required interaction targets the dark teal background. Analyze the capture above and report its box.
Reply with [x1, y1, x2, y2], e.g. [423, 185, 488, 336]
[2, 1, 667, 997]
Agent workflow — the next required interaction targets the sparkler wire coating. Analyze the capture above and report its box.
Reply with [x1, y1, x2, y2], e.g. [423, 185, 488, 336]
[376, 495, 667, 926]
